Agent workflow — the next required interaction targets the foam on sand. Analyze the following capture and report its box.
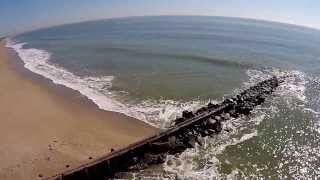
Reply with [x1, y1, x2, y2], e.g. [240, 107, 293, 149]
[6, 40, 125, 110]
[0, 40, 158, 180]
[7, 39, 320, 178]
[6, 39, 208, 128]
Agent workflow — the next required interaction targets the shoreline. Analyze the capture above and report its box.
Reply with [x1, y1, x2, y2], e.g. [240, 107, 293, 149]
[0, 40, 159, 180]
[5, 39, 161, 128]
[6, 40, 121, 116]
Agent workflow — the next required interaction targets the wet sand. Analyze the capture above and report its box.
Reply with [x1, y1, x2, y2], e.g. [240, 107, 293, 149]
[0, 40, 158, 180]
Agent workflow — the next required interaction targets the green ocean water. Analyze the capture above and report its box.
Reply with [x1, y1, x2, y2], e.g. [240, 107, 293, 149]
[8, 16, 320, 178]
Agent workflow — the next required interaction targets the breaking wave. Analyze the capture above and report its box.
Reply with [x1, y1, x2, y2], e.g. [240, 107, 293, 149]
[5, 39, 206, 128]
[6, 40, 128, 114]
[6, 39, 320, 178]
[161, 68, 320, 179]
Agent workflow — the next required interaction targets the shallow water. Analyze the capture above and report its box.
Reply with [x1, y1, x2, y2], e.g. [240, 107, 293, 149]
[7, 16, 320, 178]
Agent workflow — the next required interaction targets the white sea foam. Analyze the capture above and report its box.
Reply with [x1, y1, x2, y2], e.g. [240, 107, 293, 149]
[162, 68, 318, 179]
[163, 126, 262, 179]
[7, 39, 320, 178]
[5, 39, 207, 128]
[247, 69, 320, 179]
[247, 69, 307, 106]
[162, 91, 271, 179]
[6, 40, 134, 113]
[303, 108, 320, 115]
[129, 99, 212, 128]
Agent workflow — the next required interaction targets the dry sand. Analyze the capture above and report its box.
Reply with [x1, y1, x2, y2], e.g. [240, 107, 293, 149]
[0, 40, 158, 180]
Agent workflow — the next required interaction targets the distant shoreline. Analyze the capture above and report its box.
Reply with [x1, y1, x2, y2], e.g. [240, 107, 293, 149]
[0, 39, 158, 180]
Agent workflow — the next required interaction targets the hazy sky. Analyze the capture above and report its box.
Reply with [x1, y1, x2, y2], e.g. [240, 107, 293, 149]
[1, 0, 319, 35]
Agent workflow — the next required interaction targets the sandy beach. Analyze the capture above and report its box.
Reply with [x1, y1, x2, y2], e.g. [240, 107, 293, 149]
[0, 40, 158, 179]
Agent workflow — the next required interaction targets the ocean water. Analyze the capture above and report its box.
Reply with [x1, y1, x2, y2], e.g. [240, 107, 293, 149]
[6, 16, 320, 178]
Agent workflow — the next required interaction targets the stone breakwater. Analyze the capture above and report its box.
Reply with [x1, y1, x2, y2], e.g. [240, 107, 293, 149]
[48, 76, 281, 180]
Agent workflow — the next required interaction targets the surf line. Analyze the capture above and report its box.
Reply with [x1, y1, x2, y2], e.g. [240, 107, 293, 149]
[46, 76, 283, 180]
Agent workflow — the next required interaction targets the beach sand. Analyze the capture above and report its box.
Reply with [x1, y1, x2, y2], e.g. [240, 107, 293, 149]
[0, 40, 159, 180]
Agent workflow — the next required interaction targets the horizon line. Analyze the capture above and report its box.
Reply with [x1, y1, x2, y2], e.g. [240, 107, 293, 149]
[10, 14, 320, 37]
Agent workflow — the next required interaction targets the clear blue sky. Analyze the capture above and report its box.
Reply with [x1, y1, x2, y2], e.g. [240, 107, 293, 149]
[1, 0, 319, 35]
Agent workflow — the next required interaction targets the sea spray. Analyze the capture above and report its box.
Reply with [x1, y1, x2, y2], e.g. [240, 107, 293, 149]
[161, 68, 318, 179]
[5, 16, 320, 179]
[6, 40, 320, 179]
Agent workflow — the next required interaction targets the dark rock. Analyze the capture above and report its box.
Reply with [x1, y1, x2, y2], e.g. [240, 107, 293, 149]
[238, 105, 253, 115]
[196, 107, 208, 115]
[132, 156, 139, 163]
[213, 120, 222, 133]
[52, 76, 281, 179]
[174, 117, 185, 125]
[195, 135, 203, 146]
[182, 110, 194, 119]
[144, 153, 166, 165]
[207, 102, 214, 108]
[214, 116, 222, 121]
[223, 98, 234, 104]
[186, 137, 196, 148]
[221, 113, 231, 120]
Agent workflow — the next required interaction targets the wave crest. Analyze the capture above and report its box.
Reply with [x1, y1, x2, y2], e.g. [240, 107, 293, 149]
[5, 40, 129, 115]
[5, 39, 208, 128]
